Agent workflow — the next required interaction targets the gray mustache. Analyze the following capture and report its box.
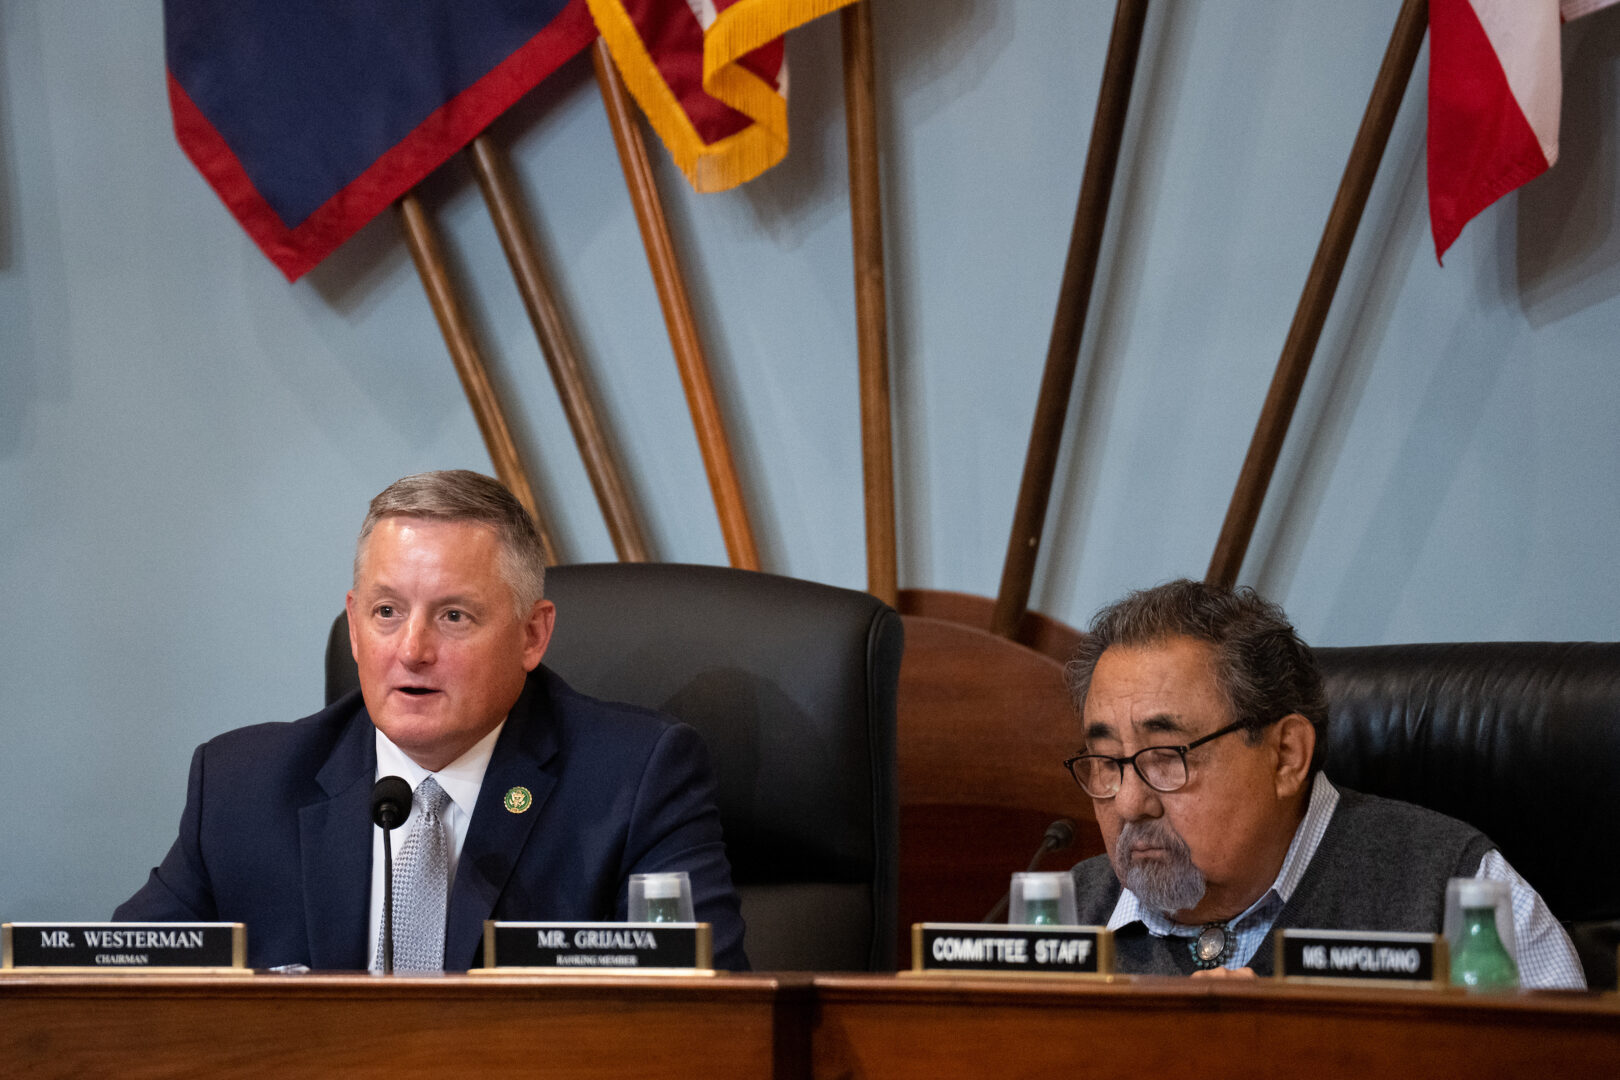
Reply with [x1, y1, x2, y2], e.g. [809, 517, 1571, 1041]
[1111, 817, 1207, 915]
[1117, 819, 1189, 858]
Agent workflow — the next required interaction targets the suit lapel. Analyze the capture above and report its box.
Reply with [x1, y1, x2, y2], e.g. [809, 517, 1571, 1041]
[298, 708, 377, 970]
[444, 673, 559, 969]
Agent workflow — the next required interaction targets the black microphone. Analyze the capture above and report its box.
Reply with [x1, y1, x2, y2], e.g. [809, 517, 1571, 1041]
[372, 776, 412, 830]
[371, 776, 413, 974]
[1038, 818, 1076, 859]
[981, 818, 1078, 923]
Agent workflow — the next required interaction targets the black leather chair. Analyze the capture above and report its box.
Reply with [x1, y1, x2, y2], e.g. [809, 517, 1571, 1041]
[327, 562, 903, 972]
[1317, 642, 1620, 988]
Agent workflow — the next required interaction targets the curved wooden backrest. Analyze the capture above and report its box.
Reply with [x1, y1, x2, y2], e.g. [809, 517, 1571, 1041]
[896, 614, 1104, 966]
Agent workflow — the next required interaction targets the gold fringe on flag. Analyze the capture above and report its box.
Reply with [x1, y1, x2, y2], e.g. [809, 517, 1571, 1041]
[587, 0, 862, 193]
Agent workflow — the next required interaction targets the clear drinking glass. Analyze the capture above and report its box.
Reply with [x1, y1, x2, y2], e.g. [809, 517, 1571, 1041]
[629, 871, 694, 923]
[1008, 871, 1078, 926]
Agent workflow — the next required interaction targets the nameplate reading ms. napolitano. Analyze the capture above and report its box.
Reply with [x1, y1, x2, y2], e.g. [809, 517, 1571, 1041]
[2, 923, 245, 971]
[1274, 928, 1445, 986]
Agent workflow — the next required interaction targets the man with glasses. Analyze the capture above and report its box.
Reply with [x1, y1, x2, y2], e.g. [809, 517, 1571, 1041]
[1062, 579, 1582, 985]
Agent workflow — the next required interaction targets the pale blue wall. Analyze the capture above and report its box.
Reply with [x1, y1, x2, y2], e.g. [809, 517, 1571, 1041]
[2, 1, 1616, 920]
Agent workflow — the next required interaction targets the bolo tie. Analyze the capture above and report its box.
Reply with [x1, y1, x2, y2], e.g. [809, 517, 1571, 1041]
[1190, 922, 1231, 970]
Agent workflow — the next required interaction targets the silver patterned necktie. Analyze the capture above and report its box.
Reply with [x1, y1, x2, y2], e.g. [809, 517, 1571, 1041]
[381, 776, 452, 973]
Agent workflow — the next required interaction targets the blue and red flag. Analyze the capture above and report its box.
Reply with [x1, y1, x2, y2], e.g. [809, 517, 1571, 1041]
[164, 0, 597, 281]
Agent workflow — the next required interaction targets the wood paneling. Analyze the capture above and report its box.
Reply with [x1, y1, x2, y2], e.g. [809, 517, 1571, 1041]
[5, 973, 1615, 1079]
[813, 975, 1620, 1080]
[0, 973, 800, 1080]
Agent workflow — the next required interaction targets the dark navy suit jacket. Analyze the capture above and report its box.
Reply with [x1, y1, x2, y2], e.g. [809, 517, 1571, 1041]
[114, 667, 748, 971]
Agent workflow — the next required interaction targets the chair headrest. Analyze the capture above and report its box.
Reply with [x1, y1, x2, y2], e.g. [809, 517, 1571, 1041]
[1316, 642, 1620, 925]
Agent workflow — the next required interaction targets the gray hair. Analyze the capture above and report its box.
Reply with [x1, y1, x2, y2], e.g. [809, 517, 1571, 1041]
[354, 470, 548, 615]
[1066, 579, 1328, 772]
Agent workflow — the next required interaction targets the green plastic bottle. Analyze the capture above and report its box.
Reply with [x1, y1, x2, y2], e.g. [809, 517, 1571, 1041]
[1450, 882, 1519, 991]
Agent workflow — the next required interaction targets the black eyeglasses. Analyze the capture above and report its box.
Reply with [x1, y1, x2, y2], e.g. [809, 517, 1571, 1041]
[1063, 716, 1280, 799]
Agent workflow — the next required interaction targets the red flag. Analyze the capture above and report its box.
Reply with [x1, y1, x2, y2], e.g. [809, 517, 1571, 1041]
[1427, 0, 1618, 262]
[587, 0, 860, 192]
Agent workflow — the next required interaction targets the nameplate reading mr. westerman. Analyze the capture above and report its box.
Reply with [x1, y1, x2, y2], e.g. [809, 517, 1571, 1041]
[480, 922, 713, 973]
[2, 923, 246, 972]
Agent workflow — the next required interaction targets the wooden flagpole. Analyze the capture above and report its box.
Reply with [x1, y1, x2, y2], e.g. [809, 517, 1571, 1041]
[841, 1, 899, 607]
[1205, 0, 1427, 589]
[990, 0, 1150, 639]
[466, 133, 653, 562]
[591, 40, 763, 571]
[395, 190, 559, 563]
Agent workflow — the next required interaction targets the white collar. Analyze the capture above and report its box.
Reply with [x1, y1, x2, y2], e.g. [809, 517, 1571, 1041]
[1105, 772, 1341, 932]
[372, 719, 507, 817]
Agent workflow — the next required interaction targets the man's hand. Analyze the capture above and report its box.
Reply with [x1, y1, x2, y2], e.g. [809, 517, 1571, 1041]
[1190, 966, 1258, 979]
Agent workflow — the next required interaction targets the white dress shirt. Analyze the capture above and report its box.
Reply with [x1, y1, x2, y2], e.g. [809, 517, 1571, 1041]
[367, 721, 505, 971]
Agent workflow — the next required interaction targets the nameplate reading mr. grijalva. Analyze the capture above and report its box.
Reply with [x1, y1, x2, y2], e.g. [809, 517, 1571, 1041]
[482, 922, 713, 972]
[913, 923, 1114, 975]
[2, 923, 246, 972]
[1275, 929, 1446, 986]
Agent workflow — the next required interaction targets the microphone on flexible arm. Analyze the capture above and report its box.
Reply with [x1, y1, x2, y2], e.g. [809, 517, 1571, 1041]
[370, 776, 413, 975]
[981, 818, 1078, 924]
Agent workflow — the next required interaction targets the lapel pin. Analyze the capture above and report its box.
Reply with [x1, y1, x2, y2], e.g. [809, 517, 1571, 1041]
[503, 786, 533, 814]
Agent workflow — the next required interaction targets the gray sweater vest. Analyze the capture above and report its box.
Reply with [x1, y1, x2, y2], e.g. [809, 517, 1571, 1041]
[1070, 786, 1496, 976]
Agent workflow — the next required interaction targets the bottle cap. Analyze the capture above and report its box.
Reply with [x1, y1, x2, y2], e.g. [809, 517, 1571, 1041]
[1455, 879, 1501, 908]
[644, 874, 684, 900]
[1023, 874, 1061, 901]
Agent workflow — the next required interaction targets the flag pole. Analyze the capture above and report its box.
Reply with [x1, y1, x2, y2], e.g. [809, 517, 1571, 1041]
[591, 40, 763, 571]
[990, 0, 1150, 639]
[395, 190, 559, 563]
[1205, 0, 1427, 589]
[841, 1, 898, 607]
[466, 133, 653, 563]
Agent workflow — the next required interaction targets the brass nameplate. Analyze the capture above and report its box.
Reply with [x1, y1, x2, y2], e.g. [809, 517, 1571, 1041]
[2, 922, 247, 973]
[911, 922, 1114, 976]
[478, 921, 714, 974]
[1275, 929, 1447, 986]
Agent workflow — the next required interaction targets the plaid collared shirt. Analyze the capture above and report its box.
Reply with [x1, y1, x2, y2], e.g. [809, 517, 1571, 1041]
[1104, 773, 1585, 987]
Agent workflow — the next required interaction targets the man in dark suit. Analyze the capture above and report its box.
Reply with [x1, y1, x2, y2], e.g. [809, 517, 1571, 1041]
[115, 470, 747, 971]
